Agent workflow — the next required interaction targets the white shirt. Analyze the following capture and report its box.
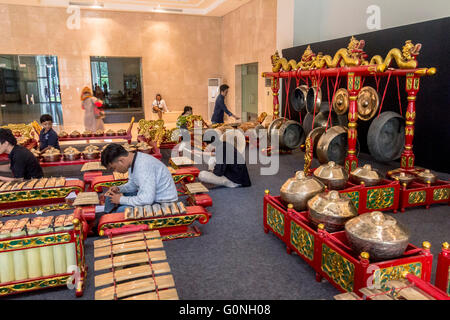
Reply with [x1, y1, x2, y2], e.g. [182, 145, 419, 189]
[152, 99, 169, 112]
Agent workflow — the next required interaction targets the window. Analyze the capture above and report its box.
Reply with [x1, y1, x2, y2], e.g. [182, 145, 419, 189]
[91, 60, 110, 92]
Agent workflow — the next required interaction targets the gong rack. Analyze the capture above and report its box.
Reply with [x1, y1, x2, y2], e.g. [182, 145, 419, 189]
[262, 39, 450, 213]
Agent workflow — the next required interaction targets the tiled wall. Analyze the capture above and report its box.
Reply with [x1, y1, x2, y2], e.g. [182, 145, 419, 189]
[0, 4, 222, 126]
[0, 0, 278, 127]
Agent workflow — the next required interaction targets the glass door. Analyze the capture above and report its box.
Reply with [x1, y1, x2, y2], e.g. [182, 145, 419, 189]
[0, 55, 63, 125]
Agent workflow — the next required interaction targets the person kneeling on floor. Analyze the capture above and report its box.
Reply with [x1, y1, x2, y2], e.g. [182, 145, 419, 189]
[198, 139, 251, 188]
[101, 143, 178, 213]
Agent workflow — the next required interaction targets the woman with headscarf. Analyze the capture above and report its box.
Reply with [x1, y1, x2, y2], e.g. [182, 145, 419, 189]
[81, 86, 105, 131]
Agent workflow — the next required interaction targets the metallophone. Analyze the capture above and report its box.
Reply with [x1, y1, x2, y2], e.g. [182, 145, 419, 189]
[94, 227, 178, 300]
[0, 177, 84, 217]
[0, 213, 87, 297]
[263, 191, 436, 297]
[86, 159, 212, 208]
[97, 201, 211, 240]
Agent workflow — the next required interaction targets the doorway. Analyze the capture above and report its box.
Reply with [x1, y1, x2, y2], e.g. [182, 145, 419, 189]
[241, 63, 258, 121]
[0, 55, 63, 125]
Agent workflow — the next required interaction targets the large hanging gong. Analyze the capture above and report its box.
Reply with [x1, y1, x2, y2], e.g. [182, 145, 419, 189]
[332, 88, 349, 115]
[316, 126, 360, 165]
[357, 86, 379, 121]
[367, 111, 405, 162]
[302, 103, 339, 137]
[306, 86, 322, 114]
[268, 118, 305, 150]
[279, 120, 305, 149]
[290, 85, 308, 112]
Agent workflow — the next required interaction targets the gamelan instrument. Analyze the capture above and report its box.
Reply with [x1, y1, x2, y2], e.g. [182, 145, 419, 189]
[57, 117, 134, 144]
[306, 86, 322, 115]
[367, 111, 405, 162]
[280, 171, 325, 212]
[313, 161, 349, 190]
[94, 228, 178, 300]
[263, 191, 433, 297]
[0, 214, 86, 296]
[267, 118, 305, 150]
[332, 88, 349, 115]
[316, 126, 355, 165]
[0, 177, 84, 216]
[97, 201, 211, 240]
[290, 85, 308, 112]
[335, 272, 449, 300]
[356, 86, 379, 121]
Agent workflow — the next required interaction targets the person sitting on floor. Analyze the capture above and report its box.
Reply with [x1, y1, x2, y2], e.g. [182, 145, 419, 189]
[101, 143, 178, 213]
[0, 128, 43, 182]
[198, 138, 251, 188]
[39, 114, 60, 152]
[176, 106, 193, 129]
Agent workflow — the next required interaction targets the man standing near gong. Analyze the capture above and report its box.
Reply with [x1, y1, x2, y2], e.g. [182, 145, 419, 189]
[211, 84, 240, 124]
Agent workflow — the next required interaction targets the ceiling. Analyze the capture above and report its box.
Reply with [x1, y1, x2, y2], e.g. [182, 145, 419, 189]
[0, 0, 252, 16]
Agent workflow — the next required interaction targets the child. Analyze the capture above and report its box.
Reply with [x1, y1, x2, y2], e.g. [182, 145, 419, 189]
[39, 114, 60, 152]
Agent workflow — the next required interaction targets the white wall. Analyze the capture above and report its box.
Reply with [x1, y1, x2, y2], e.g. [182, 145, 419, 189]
[293, 0, 450, 46]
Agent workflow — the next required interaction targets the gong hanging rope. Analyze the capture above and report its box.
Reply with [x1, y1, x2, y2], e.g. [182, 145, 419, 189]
[325, 70, 341, 132]
[376, 71, 392, 119]
[311, 70, 325, 132]
[396, 76, 403, 116]
[284, 75, 292, 119]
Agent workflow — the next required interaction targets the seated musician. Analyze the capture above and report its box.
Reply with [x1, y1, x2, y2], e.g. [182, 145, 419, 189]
[0, 128, 44, 181]
[39, 114, 60, 152]
[101, 143, 178, 213]
[198, 138, 251, 188]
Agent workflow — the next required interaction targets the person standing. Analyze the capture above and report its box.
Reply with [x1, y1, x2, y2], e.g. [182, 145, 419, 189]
[152, 94, 169, 120]
[211, 84, 240, 124]
[81, 86, 105, 132]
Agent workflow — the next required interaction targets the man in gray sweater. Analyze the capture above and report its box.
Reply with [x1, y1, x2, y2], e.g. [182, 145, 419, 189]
[101, 143, 178, 213]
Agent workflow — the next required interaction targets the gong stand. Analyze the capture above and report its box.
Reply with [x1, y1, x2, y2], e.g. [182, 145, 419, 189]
[263, 66, 436, 174]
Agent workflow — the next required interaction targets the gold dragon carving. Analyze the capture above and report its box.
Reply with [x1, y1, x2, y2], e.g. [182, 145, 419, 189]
[313, 36, 369, 68]
[369, 40, 421, 71]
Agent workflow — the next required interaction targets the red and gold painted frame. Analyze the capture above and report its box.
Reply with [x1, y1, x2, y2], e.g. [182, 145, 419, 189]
[263, 191, 433, 296]
[0, 180, 84, 214]
[0, 218, 86, 297]
[435, 242, 450, 296]
[97, 205, 211, 240]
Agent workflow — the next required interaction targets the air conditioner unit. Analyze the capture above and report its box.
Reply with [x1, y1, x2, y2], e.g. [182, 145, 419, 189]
[207, 78, 221, 121]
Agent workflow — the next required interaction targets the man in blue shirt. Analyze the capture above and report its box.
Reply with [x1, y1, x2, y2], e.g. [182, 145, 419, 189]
[211, 84, 240, 124]
[39, 114, 60, 151]
[101, 144, 178, 213]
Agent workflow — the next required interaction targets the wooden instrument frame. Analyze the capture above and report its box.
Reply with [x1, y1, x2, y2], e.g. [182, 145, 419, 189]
[0, 218, 87, 297]
[435, 243, 450, 297]
[97, 205, 211, 240]
[0, 179, 84, 215]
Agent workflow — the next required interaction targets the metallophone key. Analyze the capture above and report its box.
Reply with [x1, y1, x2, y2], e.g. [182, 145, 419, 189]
[123, 201, 188, 220]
